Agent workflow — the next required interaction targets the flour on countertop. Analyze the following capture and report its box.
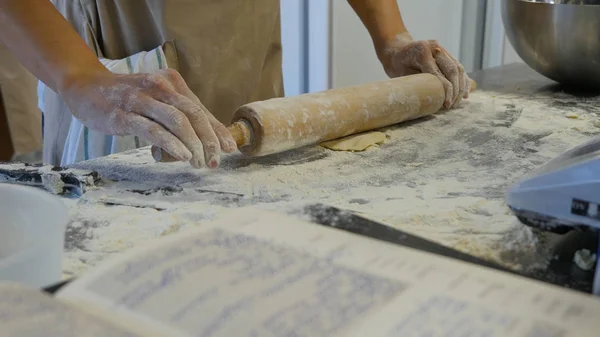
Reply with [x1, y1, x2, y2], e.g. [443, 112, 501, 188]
[573, 249, 597, 271]
[62, 88, 600, 279]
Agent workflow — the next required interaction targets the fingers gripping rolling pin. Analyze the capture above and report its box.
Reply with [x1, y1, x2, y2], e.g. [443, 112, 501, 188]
[152, 73, 477, 162]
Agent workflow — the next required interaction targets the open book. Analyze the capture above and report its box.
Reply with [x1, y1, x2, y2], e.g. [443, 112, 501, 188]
[1, 209, 599, 337]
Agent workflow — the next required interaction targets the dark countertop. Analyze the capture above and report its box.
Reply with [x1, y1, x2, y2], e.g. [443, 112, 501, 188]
[29, 63, 600, 294]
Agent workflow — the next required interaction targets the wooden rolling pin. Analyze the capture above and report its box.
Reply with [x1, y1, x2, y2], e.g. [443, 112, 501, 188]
[152, 73, 476, 161]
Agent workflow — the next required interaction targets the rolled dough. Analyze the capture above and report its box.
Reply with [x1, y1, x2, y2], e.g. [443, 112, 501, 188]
[320, 131, 387, 152]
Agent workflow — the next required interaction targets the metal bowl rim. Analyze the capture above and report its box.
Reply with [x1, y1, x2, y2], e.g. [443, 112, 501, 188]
[511, 0, 600, 6]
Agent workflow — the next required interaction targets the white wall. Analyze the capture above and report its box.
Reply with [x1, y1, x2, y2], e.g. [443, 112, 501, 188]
[280, 0, 306, 97]
[280, 0, 330, 95]
[281, 0, 524, 96]
[502, 34, 523, 65]
[330, 0, 465, 88]
[307, 0, 331, 93]
[481, 0, 523, 69]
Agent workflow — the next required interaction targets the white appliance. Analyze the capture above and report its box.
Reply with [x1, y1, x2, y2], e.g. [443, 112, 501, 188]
[507, 136, 600, 294]
[507, 135, 600, 233]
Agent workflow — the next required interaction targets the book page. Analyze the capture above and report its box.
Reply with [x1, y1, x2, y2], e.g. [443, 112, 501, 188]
[58, 209, 600, 337]
[0, 283, 156, 337]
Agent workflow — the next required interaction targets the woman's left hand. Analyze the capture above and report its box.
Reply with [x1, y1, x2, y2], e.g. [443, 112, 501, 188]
[381, 32, 471, 109]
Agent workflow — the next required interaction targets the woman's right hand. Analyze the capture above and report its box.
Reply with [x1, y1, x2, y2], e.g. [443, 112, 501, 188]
[2, 0, 236, 168]
[59, 68, 237, 169]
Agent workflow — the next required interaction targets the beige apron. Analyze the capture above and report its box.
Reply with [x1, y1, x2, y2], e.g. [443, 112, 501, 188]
[0, 43, 43, 157]
[45, 0, 284, 165]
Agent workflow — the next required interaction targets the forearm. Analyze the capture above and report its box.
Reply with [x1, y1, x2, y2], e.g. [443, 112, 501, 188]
[347, 0, 409, 59]
[0, 0, 109, 94]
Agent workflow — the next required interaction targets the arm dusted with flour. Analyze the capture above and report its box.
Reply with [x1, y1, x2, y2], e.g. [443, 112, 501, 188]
[348, 0, 471, 109]
[0, 0, 108, 94]
[0, 0, 236, 168]
[347, 0, 409, 61]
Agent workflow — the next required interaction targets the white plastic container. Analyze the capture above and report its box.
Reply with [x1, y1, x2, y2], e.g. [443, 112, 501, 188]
[0, 183, 68, 288]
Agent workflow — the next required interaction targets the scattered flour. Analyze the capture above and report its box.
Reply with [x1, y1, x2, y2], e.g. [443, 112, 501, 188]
[574, 249, 597, 271]
[61, 87, 600, 279]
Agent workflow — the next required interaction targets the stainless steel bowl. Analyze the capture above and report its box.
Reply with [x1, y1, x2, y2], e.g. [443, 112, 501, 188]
[501, 0, 600, 88]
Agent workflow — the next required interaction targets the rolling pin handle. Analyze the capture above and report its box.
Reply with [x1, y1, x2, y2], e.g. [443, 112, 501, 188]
[151, 119, 253, 164]
[229, 119, 253, 148]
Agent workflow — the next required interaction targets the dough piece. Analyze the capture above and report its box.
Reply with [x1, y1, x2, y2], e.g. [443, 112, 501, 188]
[320, 131, 387, 152]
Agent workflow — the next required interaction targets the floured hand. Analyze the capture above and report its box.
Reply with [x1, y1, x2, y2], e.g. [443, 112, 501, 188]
[59, 69, 237, 169]
[382, 32, 471, 109]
